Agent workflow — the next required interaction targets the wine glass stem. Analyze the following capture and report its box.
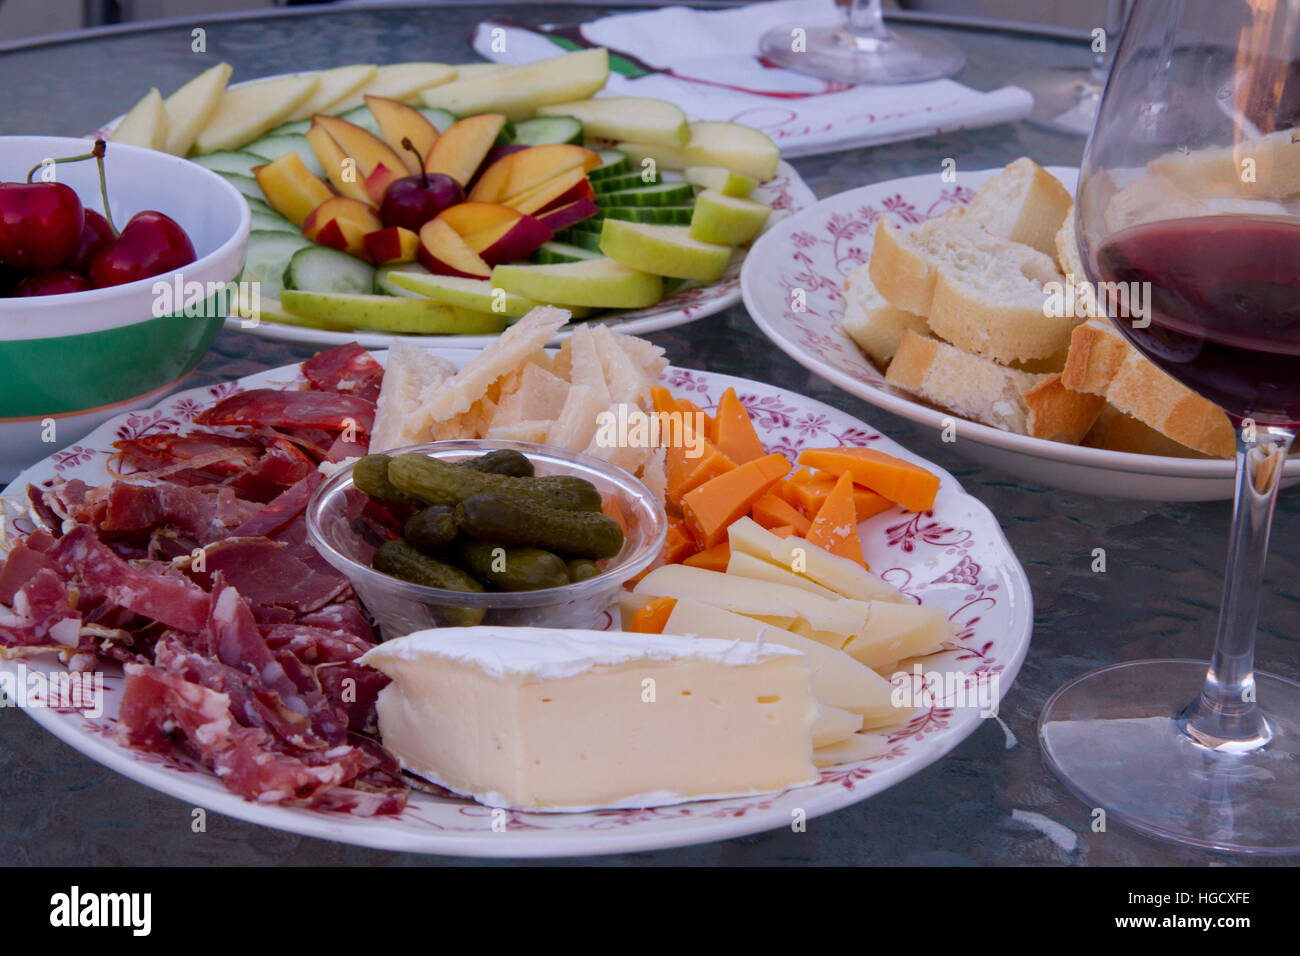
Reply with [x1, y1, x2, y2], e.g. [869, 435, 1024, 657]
[1181, 424, 1296, 750]
[844, 0, 889, 41]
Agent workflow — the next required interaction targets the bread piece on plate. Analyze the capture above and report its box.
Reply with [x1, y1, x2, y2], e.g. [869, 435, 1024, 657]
[1062, 320, 1235, 457]
[1148, 128, 1300, 201]
[1021, 374, 1105, 443]
[1054, 206, 1087, 284]
[925, 233, 1067, 365]
[965, 157, 1073, 257]
[1084, 405, 1213, 459]
[886, 330, 1044, 434]
[867, 214, 954, 316]
[841, 262, 929, 365]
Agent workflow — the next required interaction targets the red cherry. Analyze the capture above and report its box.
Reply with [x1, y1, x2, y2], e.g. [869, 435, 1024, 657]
[88, 210, 196, 288]
[0, 261, 23, 296]
[0, 182, 83, 271]
[69, 209, 115, 273]
[13, 269, 93, 296]
[379, 173, 464, 232]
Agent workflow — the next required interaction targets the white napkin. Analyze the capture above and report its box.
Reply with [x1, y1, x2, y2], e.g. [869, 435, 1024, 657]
[470, 0, 1032, 158]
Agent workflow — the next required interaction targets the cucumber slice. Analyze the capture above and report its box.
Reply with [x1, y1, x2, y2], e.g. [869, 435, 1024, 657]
[417, 107, 457, 133]
[216, 172, 266, 203]
[585, 149, 629, 181]
[553, 227, 604, 253]
[266, 119, 311, 137]
[597, 204, 695, 225]
[592, 169, 663, 194]
[241, 230, 314, 300]
[191, 150, 266, 177]
[375, 263, 429, 297]
[336, 106, 381, 135]
[283, 245, 376, 295]
[242, 134, 324, 178]
[595, 181, 694, 206]
[248, 208, 298, 234]
[530, 240, 604, 264]
[244, 195, 275, 216]
[511, 116, 584, 147]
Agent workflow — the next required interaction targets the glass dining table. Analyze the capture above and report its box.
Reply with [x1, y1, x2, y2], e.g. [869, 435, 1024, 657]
[0, 1, 1295, 867]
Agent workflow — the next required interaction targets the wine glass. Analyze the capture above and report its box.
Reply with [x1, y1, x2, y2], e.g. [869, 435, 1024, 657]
[757, 0, 965, 85]
[1040, 0, 1300, 853]
[1011, 0, 1131, 135]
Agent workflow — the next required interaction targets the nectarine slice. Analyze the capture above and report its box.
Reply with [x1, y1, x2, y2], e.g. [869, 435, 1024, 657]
[424, 113, 507, 188]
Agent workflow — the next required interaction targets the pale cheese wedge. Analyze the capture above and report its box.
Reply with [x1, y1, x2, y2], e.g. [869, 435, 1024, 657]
[815, 733, 892, 767]
[285, 65, 377, 122]
[727, 517, 908, 604]
[841, 602, 955, 671]
[813, 705, 865, 749]
[111, 88, 167, 150]
[663, 599, 907, 728]
[369, 342, 458, 453]
[725, 550, 842, 601]
[162, 62, 233, 156]
[195, 74, 320, 153]
[636, 564, 871, 638]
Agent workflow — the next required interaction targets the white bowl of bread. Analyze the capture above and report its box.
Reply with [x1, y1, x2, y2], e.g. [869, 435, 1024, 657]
[741, 158, 1298, 500]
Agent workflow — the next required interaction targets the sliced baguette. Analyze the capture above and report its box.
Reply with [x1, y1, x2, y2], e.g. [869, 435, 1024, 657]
[1054, 206, 1086, 284]
[841, 263, 929, 365]
[1083, 405, 1213, 459]
[1021, 374, 1105, 444]
[1061, 320, 1234, 458]
[886, 331, 1044, 434]
[965, 157, 1073, 257]
[1148, 128, 1300, 201]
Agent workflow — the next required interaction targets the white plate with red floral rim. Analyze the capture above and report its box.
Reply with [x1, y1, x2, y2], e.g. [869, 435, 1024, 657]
[0, 349, 1031, 857]
[740, 165, 1300, 501]
[93, 80, 816, 351]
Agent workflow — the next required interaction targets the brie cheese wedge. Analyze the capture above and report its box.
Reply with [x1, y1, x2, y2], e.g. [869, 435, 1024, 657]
[360, 627, 820, 812]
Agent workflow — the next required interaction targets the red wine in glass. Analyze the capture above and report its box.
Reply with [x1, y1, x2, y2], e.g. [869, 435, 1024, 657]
[1095, 215, 1300, 425]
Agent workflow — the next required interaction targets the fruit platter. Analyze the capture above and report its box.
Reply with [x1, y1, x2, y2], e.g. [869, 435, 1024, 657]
[95, 51, 814, 347]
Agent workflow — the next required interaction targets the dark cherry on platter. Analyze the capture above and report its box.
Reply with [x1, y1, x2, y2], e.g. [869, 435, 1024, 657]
[0, 140, 197, 297]
[379, 137, 465, 231]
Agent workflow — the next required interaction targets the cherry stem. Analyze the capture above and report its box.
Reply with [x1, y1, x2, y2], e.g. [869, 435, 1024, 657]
[24, 140, 103, 184]
[92, 141, 119, 236]
[401, 137, 427, 187]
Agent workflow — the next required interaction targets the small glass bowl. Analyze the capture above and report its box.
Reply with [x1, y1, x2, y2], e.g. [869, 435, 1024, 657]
[306, 439, 667, 637]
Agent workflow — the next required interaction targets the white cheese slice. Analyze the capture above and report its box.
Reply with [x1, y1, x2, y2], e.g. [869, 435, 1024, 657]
[360, 627, 820, 812]
[727, 517, 908, 604]
[662, 599, 908, 728]
[812, 705, 864, 748]
[725, 549, 842, 601]
[814, 732, 893, 767]
[841, 602, 955, 671]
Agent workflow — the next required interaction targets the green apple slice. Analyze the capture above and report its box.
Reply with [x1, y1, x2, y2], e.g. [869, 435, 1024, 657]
[689, 189, 772, 245]
[112, 88, 167, 150]
[683, 165, 757, 198]
[279, 290, 508, 333]
[385, 272, 540, 317]
[197, 75, 319, 154]
[236, 294, 350, 331]
[491, 258, 662, 309]
[537, 96, 688, 147]
[162, 62, 233, 156]
[285, 64, 377, 122]
[618, 121, 779, 182]
[599, 220, 731, 281]
[421, 48, 609, 121]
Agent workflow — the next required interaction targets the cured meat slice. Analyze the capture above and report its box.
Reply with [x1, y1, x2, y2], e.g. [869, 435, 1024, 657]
[194, 388, 375, 436]
[302, 343, 384, 401]
[49, 526, 210, 634]
[228, 472, 320, 539]
[196, 538, 348, 613]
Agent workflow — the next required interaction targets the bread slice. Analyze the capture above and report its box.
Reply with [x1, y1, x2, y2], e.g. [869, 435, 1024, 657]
[886, 331, 1044, 434]
[1083, 405, 1212, 459]
[966, 157, 1073, 257]
[841, 262, 929, 365]
[1061, 320, 1234, 458]
[867, 215, 949, 316]
[1054, 206, 1086, 283]
[1148, 128, 1300, 201]
[1022, 374, 1105, 443]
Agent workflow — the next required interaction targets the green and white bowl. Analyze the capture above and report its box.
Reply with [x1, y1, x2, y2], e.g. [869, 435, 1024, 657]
[0, 136, 250, 479]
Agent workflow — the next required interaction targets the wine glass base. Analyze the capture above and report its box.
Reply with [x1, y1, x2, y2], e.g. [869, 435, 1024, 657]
[1040, 660, 1300, 855]
[1010, 67, 1103, 135]
[758, 23, 965, 85]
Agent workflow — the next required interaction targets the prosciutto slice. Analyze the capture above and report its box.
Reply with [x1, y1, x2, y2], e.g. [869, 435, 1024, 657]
[195, 388, 375, 436]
